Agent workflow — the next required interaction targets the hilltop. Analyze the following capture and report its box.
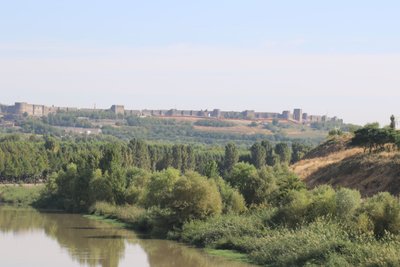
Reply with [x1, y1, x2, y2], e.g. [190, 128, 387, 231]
[0, 101, 353, 146]
[292, 135, 400, 196]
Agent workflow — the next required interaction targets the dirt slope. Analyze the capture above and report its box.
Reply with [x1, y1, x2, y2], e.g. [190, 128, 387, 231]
[292, 136, 400, 196]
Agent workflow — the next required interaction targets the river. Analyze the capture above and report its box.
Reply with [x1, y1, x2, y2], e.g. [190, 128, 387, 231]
[0, 205, 256, 267]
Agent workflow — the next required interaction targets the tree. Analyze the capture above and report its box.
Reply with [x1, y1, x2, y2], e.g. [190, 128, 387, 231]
[291, 142, 312, 164]
[203, 160, 219, 178]
[169, 171, 222, 222]
[223, 143, 239, 175]
[275, 143, 291, 164]
[145, 168, 180, 208]
[227, 162, 275, 205]
[261, 140, 278, 166]
[250, 142, 266, 169]
[390, 115, 396, 130]
[172, 145, 183, 171]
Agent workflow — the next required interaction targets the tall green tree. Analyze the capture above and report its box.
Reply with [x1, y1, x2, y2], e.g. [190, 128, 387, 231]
[223, 143, 239, 175]
[390, 115, 396, 130]
[250, 142, 266, 168]
[275, 143, 292, 164]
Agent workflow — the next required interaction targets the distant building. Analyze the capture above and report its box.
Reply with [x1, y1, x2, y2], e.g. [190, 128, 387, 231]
[302, 113, 308, 122]
[242, 110, 255, 119]
[110, 105, 125, 115]
[0, 101, 344, 125]
[281, 110, 291, 120]
[212, 109, 221, 118]
[293, 108, 303, 122]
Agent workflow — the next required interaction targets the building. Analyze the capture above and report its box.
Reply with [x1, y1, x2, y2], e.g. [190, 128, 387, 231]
[302, 113, 308, 122]
[242, 110, 255, 119]
[281, 110, 292, 120]
[110, 105, 125, 115]
[293, 108, 303, 123]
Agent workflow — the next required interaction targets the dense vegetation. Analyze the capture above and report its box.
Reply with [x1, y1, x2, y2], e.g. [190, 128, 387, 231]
[0, 134, 310, 184]
[3, 120, 400, 265]
[351, 123, 400, 152]
[0, 113, 334, 145]
[194, 119, 236, 127]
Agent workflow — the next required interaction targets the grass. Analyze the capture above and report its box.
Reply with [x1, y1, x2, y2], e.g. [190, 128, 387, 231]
[205, 249, 252, 264]
[0, 184, 44, 206]
[88, 202, 258, 265]
[83, 214, 129, 228]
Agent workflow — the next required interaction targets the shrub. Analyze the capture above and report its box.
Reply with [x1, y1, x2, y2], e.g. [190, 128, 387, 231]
[169, 171, 222, 223]
[180, 213, 266, 248]
[124, 167, 150, 204]
[335, 188, 361, 221]
[271, 189, 311, 227]
[213, 177, 246, 213]
[307, 185, 337, 221]
[144, 168, 180, 208]
[227, 163, 277, 205]
[361, 192, 400, 237]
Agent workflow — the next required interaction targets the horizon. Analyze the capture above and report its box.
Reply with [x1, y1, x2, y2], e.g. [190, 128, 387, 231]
[1, 1, 400, 126]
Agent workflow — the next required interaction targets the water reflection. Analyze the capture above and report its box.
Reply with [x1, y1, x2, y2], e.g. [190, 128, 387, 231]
[0, 206, 255, 267]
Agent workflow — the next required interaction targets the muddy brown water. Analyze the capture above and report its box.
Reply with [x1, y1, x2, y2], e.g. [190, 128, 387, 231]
[0, 206, 256, 267]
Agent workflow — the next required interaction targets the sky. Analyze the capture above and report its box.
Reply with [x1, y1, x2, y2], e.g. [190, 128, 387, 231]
[0, 1, 399, 125]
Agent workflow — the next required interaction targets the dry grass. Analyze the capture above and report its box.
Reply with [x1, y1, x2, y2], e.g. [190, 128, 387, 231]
[292, 147, 364, 180]
[292, 138, 400, 196]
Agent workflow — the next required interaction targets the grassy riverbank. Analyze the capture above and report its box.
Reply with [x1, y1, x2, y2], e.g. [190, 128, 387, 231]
[88, 202, 253, 265]
[88, 200, 400, 266]
[0, 184, 44, 206]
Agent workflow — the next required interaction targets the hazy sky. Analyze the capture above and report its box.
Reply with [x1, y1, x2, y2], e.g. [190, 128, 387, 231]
[1, 1, 399, 125]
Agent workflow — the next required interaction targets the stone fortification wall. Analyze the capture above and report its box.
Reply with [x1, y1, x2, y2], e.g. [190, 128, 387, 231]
[2, 102, 342, 124]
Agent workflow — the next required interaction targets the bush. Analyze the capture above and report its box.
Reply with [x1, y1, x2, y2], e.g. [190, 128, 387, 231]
[213, 177, 246, 213]
[144, 168, 180, 208]
[227, 163, 277, 205]
[361, 192, 400, 237]
[335, 188, 361, 221]
[307, 185, 337, 221]
[271, 189, 311, 227]
[180, 213, 266, 248]
[194, 120, 236, 128]
[124, 167, 150, 204]
[169, 172, 222, 223]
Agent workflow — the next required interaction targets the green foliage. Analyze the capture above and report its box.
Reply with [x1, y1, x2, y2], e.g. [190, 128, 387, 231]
[361, 192, 400, 237]
[227, 163, 278, 206]
[213, 177, 246, 214]
[274, 142, 292, 164]
[124, 167, 150, 204]
[0, 185, 44, 206]
[291, 142, 312, 163]
[89, 170, 114, 203]
[351, 124, 398, 152]
[335, 188, 361, 221]
[223, 143, 238, 175]
[180, 213, 266, 248]
[194, 119, 236, 127]
[250, 142, 266, 168]
[390, 115, 396, 130]
[169, 172, 222, 223]
[144, 168, 180, 208]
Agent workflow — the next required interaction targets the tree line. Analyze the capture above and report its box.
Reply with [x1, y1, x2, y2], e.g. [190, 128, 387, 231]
[351, 120, 400, 153]
[0, 134, 311, 183]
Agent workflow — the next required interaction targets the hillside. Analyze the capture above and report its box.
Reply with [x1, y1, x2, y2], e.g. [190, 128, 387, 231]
[292, 135, 400, 196]
[1, 114, 331, 146]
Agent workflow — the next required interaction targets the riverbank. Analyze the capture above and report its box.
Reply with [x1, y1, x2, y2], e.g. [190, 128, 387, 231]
[0, 184, 44, 206]
[87, 202, 254, 265]
[6, 180, 400, 266]
[0, 185, 256, 266]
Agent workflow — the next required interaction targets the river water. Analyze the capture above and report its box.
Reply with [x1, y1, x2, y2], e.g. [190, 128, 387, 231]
[0, 206, 255, 267]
